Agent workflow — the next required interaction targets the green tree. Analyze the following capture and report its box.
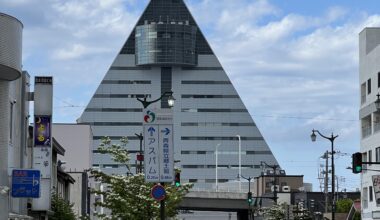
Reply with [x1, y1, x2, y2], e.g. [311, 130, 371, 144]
[336, 198, 353, 213]
[90, 137, 192, 220]
[262, 203, 287, 220]
[336, 199, 361, 219]
[50, 193, 76, 220]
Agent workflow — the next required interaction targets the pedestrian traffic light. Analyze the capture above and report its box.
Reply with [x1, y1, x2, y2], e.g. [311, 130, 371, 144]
[247, 192, 253, 204]
[352, 152, 362, 174]
[175, 172, 180, 187]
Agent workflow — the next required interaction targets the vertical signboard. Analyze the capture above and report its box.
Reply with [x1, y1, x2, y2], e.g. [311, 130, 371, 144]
[144, 124, 159, 182]
[159, 125, 173, 182]
[33, 76, 53, 211]
[143, 109, 174, 182]
[34, 116, 51, 146]
[33, 115, 52, 178]
[373, 175, 380, 206]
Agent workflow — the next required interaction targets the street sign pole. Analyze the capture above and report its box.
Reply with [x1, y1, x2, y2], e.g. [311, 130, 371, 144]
[160, 183, 165, 220]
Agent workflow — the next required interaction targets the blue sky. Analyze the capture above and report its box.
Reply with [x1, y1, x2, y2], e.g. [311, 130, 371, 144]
[2, 0, 380, 191]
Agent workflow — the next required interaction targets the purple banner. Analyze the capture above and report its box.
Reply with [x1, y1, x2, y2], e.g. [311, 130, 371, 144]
[34, 116, 51, 147]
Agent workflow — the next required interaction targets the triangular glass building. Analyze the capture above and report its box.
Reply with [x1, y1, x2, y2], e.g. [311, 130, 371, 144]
[78, 0, 279, 189]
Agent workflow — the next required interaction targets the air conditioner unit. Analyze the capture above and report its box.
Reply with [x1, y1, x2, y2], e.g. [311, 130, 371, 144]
[271, 185, 280, 192]
[282, 186, 291, 192]
[279, 170, 286, 175]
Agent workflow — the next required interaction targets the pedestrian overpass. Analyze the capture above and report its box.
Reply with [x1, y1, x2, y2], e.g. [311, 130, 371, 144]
[179, 191, 269, 220]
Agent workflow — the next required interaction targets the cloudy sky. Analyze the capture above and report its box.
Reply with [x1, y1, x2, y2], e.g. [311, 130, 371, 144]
[2, 0, 380, 191]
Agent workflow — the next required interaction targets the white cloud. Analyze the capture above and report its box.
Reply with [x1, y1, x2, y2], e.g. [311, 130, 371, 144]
[53, 44, 87, 60]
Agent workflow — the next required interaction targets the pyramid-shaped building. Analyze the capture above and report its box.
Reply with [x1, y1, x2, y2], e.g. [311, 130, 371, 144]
[78, 0, 279, 189]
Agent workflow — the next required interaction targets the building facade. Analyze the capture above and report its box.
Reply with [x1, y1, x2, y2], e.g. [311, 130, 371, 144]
[359, 27, 380, 219]
[78, 0, 279, 190]
[52, 123, 93, 218]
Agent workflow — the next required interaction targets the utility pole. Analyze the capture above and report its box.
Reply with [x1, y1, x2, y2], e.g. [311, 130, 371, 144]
[311, 129, 338, 220]
[323, 151, 329, 214]
[261, 161, 280, 204]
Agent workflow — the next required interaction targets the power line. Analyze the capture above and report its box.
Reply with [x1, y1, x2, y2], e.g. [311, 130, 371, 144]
[53, 96, 85, 108]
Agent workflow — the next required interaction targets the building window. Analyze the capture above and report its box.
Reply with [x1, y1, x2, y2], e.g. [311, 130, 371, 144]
[181, 80, 230, 85]
[363, 152, 368, 173]
[363, 187, 368, 209]
[370, 186, 373, 202]
[376, 147, 380, 162]
[161, 67, 172, 108]
[368, 78, 371, 94]
[369, 150, 373, 166]
[361, 82, 366, 104]
[378, 72, 380, 88]
[103, 164, 119, 168]
[189, 179, 198, 183]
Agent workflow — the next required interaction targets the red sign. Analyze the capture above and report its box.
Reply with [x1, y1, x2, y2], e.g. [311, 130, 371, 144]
[137, 154, 144, 161]
[151, 184, 165, 201]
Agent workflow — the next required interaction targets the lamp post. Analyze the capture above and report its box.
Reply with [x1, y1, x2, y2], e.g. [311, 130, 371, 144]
[375, 93, 380, 110]
[136, 90, 175, 220]
[311, 129, 338, 220]
[215, 143, 221, 192]
[236, 135, 241, 192]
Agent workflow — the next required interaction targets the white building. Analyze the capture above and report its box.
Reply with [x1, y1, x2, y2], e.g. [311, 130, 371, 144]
[52, 123, 93, 218]
[359, 27, 380, 219]
[78, 0, 279, 190]
[0, 13, 35, 220]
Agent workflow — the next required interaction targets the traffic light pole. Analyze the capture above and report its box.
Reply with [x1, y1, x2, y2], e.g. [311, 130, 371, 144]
[239, 175, 253, 219]
[135, 133, 143, 174]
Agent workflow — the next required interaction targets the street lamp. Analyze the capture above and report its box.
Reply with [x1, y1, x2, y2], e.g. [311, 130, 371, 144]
[136, 91, 175, 109]
[236, 135, 241, 192]
[311, 129, 338, 220]
[215, 143, 221, 192]
[375, 93, 380, 110]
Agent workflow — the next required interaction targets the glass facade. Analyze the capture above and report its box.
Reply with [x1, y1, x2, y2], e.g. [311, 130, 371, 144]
[120, 0, 213, 55]
[135, 23, 197, 66]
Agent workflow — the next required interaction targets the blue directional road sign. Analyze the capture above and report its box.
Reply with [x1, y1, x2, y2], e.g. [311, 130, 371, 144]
[11, 169, 40, 198]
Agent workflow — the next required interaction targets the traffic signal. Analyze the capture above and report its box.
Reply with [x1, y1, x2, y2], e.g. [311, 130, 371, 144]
[352, 152, 362, 174]
[247, 192, 253, 205]
[175, 172, 180, 187]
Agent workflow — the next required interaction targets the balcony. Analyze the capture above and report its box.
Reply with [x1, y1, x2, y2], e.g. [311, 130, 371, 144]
[374, 122, 380, 133]
[362, 126, 372, 138]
